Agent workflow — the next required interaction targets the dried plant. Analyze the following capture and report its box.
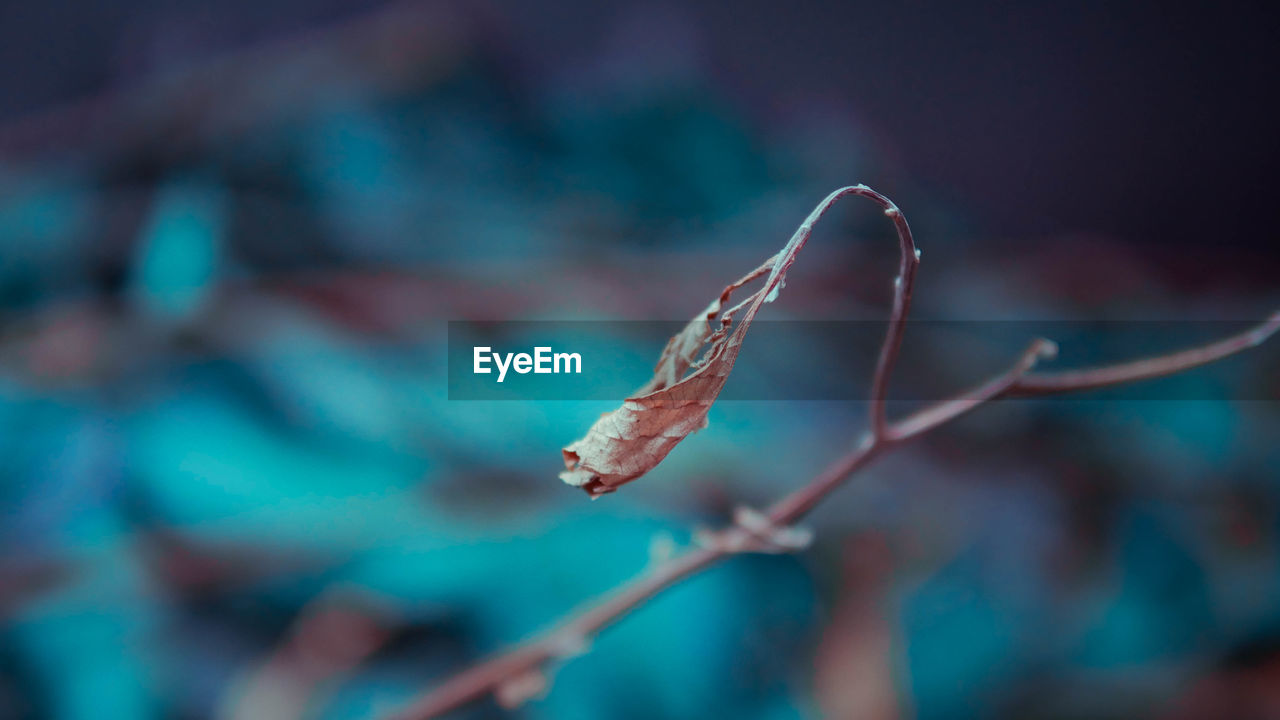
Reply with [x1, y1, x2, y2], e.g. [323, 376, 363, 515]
[384, 186, 1280, 719]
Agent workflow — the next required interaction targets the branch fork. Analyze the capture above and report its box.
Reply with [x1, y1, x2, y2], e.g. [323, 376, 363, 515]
[382, 187, 1280, 720]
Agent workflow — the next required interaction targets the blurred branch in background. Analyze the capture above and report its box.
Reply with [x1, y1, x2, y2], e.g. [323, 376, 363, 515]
[222, 589, 395, 720]
[0, 1, 476, 166]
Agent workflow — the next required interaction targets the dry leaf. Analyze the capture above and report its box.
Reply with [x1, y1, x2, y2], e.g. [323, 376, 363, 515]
[560, 186, 881, 496]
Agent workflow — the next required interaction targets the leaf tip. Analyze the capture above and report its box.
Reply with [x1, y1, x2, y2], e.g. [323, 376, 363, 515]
[583, 478, 614, 498]
[560, 450, 614, 497]
[559, 468, 612, 497]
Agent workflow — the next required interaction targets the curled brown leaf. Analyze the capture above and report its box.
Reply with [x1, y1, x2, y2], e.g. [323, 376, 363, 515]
[560, 185, 911, 496]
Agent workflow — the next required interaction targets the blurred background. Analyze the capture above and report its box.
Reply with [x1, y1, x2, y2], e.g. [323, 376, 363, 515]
[1, 1, 1279, 718]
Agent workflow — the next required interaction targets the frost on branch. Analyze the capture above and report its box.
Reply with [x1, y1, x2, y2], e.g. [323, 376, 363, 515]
[559, 187, 884, 497]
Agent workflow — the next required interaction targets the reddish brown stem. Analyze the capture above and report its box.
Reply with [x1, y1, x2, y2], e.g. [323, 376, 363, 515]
[884, 338, 1060, 444]
[380, 186, 1279, 719]
[384, 317, 1278, 720]
[1007, 312, 1280, 397]
[825, 187, 922, 441]
[386, 548, 722, 720]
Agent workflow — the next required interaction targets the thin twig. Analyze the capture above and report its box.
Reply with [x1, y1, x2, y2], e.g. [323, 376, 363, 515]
[884, 338, 1059, 444]
[731, 184, 919, 439]
[380, 188, 1278, 719]
[1007, 311, 1280, 397]
[764, 337, 1059, 525]
[850, 189, 921, 441]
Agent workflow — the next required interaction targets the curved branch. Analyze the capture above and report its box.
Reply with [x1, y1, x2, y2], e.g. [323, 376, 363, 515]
[748, 184, 919, 441]
[857, 191, 920, 440]
[378, 183, 1276, 719]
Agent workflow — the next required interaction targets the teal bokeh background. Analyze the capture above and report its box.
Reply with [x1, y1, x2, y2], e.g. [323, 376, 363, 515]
[1, 2, 1278, 719]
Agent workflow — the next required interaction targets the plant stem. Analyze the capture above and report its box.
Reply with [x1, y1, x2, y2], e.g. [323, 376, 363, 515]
[381, 183, 1279, 719]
